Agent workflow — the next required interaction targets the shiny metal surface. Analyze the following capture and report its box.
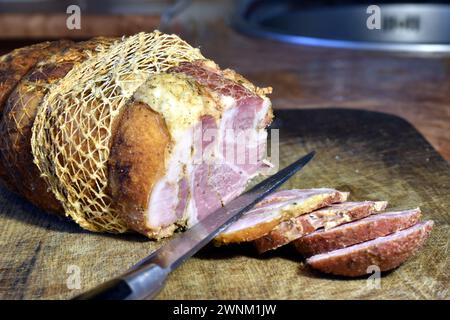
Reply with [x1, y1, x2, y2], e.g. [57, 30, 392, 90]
[234, 1, 450, 52]
[75, 151, 315, 299]
[133, 151, 315, 272]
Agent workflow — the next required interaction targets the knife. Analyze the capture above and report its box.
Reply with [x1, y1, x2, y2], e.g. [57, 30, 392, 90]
[73, 151, 315, 300]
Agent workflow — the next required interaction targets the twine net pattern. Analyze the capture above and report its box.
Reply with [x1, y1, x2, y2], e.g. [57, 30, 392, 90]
[31, 31, 204, 232]
[1, 38, 113, 184]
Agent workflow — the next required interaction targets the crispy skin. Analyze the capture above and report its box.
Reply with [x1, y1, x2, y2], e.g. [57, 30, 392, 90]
[0, 39, 112, 213]
[295, 208, 421, 257]
[108, 101, 171, 238]
[306, 221, 433, 277]
[0, 41, 72, 115]
[254, 201, 388, 253]
[0, 40, 73, 191]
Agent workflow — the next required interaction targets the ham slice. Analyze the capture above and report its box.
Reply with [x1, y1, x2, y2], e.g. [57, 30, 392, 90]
[294, 208, 422, 257]
[254, 200, 388, 253]
[214, 188, 349, 245]
[306, 221, 434, 277]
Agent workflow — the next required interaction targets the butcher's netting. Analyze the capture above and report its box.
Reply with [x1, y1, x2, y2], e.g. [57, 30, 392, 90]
[0, 38, 114, 181]
[31, 31, 204, 233]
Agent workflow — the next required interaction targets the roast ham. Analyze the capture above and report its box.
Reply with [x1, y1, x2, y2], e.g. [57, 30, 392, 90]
[110, 59, 273, 238]
[306, 221, 433, 276]
[254, 200, 388, 253]
[215, 189, 349, 244]
[0, 32, 273, 238]
[294, 208, 422, 257]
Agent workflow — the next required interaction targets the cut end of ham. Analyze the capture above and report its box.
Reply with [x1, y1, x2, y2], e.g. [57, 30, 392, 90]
[125, 60, 273, 239]
[294, 208, 422, 257]
[214, 188, 349, 245]
[306, 220, 434, 277]
[254, 200, 388, 253]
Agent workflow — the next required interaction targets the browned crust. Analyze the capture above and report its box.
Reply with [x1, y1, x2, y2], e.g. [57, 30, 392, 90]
[108, 100, 171, 238]
[254, 215, 318, 253]
[0, 41, 71, 114]
[216, 219, 281, 246]
[295, 208, 422, 257]
[254, 201, 387, 253]
[0, 40, 73, 191]
[214, 191, 348, 245]
[0, 39, 112, 213]
[306, 221, 433, 277]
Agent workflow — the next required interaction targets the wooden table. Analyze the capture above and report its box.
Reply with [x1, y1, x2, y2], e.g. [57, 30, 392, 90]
[182, 22, 450, 162]
[2, 108, 448, 299]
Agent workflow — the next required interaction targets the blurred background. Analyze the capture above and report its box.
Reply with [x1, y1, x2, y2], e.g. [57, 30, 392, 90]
[0, 0, 449, 160]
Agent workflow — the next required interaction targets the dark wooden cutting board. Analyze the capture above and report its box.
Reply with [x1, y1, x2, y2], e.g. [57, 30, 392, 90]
[0, 108, 448, 299]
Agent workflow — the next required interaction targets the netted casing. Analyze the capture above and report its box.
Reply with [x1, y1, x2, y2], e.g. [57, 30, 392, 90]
[0, 38, 114, 213]
[31, 31, 204, 233]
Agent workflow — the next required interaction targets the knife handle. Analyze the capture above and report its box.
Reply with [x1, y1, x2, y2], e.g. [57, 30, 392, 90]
[73, 263, 169, 300]
[72, 278, 133, 300]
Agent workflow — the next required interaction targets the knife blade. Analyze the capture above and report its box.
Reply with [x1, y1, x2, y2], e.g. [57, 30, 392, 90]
[74, 151, 315, 300]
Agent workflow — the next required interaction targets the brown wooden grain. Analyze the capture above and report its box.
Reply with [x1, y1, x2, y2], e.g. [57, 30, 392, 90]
[0, 109, 448, 299]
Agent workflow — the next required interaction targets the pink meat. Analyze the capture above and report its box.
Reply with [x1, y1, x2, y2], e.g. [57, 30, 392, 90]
[306, 221, 434, 277]
[173, 61, 267, 176]
[145, 61, 272, 233]
[147, 182, 178, 228]
[198, 115, 217, 157]
[208, 163, 247, 204]
[175, 178, 189, 220]
[192, 163, 223, 221]
[171, 61, 263, 110]
[256, 189, 317, 207]
[222, 189, 348, 234]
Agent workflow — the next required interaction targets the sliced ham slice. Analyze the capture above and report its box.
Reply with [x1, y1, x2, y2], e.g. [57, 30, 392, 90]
[294, 208, 422, 257]
[254, 200, 388, 253]
[214, 188, 349, 245]
[306, 220, 433, 277]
